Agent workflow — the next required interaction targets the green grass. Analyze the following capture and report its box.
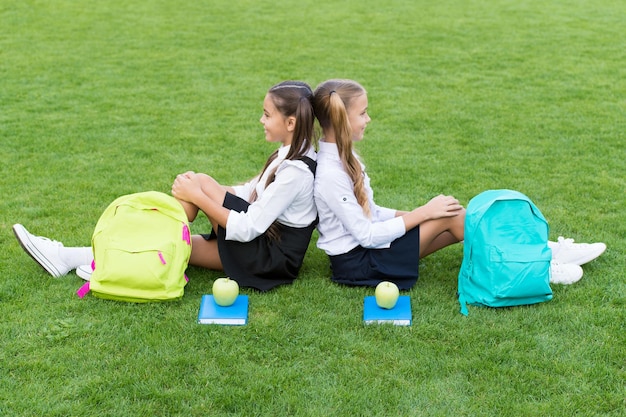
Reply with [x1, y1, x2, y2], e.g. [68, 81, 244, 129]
[1, 0, 625, 415]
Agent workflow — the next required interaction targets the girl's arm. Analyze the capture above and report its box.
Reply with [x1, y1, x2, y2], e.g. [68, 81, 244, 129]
[318, 170, 462, 248]
[317, 170, 406, 248]
[400, 195, 463, 230]
[230, 176, 259, 201]
[225, 161, 313, 242]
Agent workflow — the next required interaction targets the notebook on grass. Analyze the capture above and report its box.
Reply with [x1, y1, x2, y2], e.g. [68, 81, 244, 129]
[197, 294, 248, 325]
[363, 295, 411, 326]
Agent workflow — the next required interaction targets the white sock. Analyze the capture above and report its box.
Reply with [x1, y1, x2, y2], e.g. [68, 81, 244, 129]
[60, 246, 94, 269]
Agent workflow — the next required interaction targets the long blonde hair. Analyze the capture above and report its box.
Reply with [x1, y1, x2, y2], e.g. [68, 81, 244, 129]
[313, 79, 370, 217]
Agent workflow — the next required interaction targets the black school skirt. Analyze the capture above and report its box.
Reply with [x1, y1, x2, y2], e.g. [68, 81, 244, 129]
[327, 226, 420, 290]
[203, 192, 315, 291]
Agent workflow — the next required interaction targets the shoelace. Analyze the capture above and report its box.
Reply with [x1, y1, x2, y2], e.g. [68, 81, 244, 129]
[557, 236, 589, 248]
[37, 235, 64, 247]
[550, 260, 564, 272]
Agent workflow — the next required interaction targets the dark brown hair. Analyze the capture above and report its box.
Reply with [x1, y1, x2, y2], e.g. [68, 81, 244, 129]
[251, 81, 317, 239]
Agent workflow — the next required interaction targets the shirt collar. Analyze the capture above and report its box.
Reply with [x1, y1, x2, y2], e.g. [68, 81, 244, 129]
[277, 144, 291, 159]
[319, 140, 365, 169]
[319, 140, 340, 160]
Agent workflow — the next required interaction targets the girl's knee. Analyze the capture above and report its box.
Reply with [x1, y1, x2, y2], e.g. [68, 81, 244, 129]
[178, 199, 199, 222]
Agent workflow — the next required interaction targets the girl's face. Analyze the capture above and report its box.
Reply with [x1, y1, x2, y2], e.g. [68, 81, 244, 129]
[347, 93, 371, 142]
[260, 93, 295, 145]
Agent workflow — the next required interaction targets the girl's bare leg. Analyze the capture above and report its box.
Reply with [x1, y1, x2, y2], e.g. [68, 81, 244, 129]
[420, 231, 459, 258]
[179, 200, 200, 222]
[175, 173, 229, 225]
[419, 208, 465, 258]
[175, 173, 233, 270]
[189, 235, 223, 270]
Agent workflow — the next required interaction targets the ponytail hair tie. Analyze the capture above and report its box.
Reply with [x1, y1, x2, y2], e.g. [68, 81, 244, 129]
[329, 90, 336, 96]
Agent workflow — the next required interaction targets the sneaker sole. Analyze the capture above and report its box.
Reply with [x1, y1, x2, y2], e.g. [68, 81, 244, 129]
[75, 265, 92, 281]
[550, 241, 608, 266]
[550, 264, 584, 285]
[559, 244, 607, 266]
[576, 244, 607, 266]
[12, 224, 64, 278]
[550, 274, 584, 285]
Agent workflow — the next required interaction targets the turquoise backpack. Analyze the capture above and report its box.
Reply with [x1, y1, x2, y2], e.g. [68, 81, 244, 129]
[77, 191, 192, 302]
[457, 190, 553, 315]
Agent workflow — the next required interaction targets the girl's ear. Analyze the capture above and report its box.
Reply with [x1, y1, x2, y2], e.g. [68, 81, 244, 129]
[286, 116, 296, 132]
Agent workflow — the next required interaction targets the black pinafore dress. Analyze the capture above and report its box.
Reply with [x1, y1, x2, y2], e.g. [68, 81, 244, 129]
[204, 157, 317, 291]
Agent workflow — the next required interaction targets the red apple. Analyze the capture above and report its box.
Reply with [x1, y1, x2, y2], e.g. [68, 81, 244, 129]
[375, 281, 399, 309]
[212, 277, 239, 307]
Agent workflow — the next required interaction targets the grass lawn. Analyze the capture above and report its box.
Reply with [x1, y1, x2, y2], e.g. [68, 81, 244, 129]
[1, 0, 624, 415]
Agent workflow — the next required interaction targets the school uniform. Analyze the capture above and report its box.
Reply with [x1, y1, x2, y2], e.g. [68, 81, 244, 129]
[314, 140, 419, 290]
[204, 145, 317, 291]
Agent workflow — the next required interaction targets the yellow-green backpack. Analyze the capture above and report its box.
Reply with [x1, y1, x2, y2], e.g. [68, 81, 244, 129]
[77, 191, 191, 302]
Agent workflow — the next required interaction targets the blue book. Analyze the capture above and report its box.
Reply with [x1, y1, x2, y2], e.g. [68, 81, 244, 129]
[363, 295, 412, 326]
[197, 295, 249, 325]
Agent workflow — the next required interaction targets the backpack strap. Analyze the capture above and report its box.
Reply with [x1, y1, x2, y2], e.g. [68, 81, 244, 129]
[298, 156, 317, 176]
[458, 292, 469, 316]
[77, 282, 90, 298]
[298, 156, 319, 226]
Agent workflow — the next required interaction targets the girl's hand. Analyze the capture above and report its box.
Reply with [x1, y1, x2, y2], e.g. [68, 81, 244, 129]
[172, 172, 202, 203]
[177, 171, 196, 180]
[421, 194, 463, 220]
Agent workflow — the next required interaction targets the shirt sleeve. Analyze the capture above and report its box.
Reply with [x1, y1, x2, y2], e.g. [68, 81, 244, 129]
[225, 162, 311, 242]
[231, 176, 259, 201]
[371, 203, 397, 221]
[317, 169, 406, 248]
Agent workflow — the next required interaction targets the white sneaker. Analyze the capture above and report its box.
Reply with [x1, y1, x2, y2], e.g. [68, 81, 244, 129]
[76, 264, 93, 281]
[549, 261, 583, 285]
[13, 224, 72, 278]
[548, 236, 606, 266]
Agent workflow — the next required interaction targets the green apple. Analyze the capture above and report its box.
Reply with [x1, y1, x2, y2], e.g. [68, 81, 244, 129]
[375, 281, 399, 309]
[212, 277, 239, 307]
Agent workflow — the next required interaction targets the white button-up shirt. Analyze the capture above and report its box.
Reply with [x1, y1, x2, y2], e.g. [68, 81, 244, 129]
[226, 145, 317, 242]
[314, 141, 406, 256]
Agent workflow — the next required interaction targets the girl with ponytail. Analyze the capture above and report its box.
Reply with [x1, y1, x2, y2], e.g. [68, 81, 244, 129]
[14, 81, 604, 290]
[170, 81, 319, 291]
[312, 79, 465, 289]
